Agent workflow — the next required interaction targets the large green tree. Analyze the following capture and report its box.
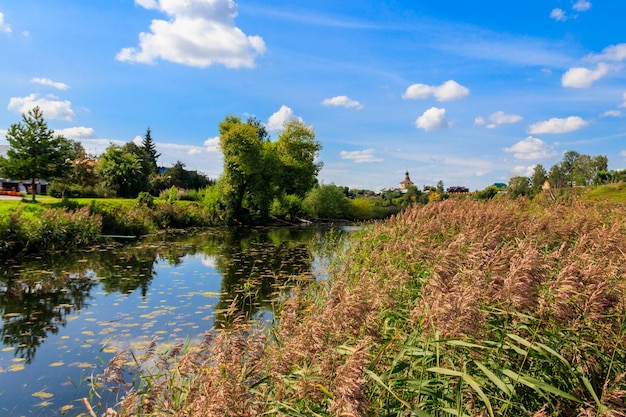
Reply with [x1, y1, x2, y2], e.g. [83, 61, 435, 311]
[96, 144, 146, 198]
[141, 128, 160, 175]
[0, 107, 73, 201]
[217, 115, 322, 224]
[274, 119, 323, 197]
[531, 164, 548, 193]
[218, 116, 269, 223]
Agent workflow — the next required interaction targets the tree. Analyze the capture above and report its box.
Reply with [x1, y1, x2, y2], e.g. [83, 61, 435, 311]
[303, 184, 349, 219]
[219, 116, 268, 223]
[0, 107, 73, 201]
[141, 128, 160, 175]
[531, 164, 547, 193]
[508, 176, 531, 198]
[96, 144, 146, 198]
[274, 119, 323, 197]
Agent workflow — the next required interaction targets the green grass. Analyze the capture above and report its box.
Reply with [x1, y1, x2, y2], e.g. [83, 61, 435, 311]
[582, 182, 626, 202]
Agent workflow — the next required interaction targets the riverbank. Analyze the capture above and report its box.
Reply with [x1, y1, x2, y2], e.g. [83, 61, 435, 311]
[97, 195, 626, 416]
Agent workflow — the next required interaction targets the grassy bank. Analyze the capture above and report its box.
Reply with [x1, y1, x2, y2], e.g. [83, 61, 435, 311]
[0, 197, 221, 257]
[94, 195, 626, 416]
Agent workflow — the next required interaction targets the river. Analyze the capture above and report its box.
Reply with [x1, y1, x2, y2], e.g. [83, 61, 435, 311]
[0, 225, 348, 416]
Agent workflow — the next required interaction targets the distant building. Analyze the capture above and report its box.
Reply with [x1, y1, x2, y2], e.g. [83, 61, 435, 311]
[399, 171, 414, 191]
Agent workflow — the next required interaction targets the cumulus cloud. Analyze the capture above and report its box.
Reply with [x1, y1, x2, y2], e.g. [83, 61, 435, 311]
[504, 137, 556, 160]
[490, 111, 523, 124]
[117, 0, 266, 68]
[266, 105, 302, 131]
[587, 43, 626, 63]
[573, 0, 592, 12]
[528, 116, 588, 134]
[321, 95, 364, 110]
[511, 165, 536, 177]
[476, 111, 523, 128]
[31, 77, 70, 90]
[415, 107, 450, 131]
[7, 93, 75, 121]
[550, 8, 567, 21]
[403, 80, 470, 101]
[562, 63, 609, 88]
[56, 127, 96, 139]
[204, 136, 220, 152]
[0, 12, 11, 34]
[601, 110, 622, 118]
[340, 149, 383, 163]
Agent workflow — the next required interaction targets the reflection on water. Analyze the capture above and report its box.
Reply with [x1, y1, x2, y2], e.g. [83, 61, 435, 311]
[0, 225, 346, 416]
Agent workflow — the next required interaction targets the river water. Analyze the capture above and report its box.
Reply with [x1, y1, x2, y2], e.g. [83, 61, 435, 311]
[0, 226, 346, 416]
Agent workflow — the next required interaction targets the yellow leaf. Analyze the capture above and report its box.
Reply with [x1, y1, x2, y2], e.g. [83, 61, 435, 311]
[32, 391, 54, 399]
[9, 363, 25, 372]
[50, 361, 64, 367]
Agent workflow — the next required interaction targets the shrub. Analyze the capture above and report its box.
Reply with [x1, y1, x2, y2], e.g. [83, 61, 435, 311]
[303, 184, 349, 219]
[270, 194, 305, 220]
[347, 197, 373, 220]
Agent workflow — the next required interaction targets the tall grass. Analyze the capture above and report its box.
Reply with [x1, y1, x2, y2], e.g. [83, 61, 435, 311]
[94, 196, 626, 416]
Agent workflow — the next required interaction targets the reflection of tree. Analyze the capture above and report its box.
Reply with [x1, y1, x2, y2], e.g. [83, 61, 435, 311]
[0, 275, 97, 364]
[0, 226, 330, 363]
[213, 227, 317, 327]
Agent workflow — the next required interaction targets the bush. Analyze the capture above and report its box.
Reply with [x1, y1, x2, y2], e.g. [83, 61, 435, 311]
[270, 194, 305, 220]
[347, 197, 373, 220]
[303, 184, 349, 219]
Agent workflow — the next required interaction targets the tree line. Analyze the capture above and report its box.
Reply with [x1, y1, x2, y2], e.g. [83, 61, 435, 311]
[0, 107, 212, 201]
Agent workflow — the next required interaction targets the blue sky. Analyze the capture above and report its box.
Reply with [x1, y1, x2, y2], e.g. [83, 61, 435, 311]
[1, 0, 625, 191]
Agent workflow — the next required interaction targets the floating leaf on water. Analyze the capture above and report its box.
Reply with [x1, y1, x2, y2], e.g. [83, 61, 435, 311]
[1, 347, 13, 352]
[103, 346, 118, 354]
[202, 291, 221, 298]
[36, 401, 53, 407]
[81, 331, 95, 336]
[2, 313, 21, 318]
[60, 404, 74, 412]
[50, 361, 64, 367]
[9, 363, 25, 372]
[81, 344, 92, 349]
[12, 357, 26, 362]
[60, 335, 70, 340]
[55, 303, 73, 309]
[32, 391, 54, 399]
[67, 316, 78, 321]
[69, 362, 96, 368]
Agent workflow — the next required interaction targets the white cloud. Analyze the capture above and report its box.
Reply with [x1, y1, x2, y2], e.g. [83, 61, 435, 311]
[490, 111, 523, 125]
[340, 149, 383, 163]
[474, 116, 485, 126]
[573, 0, 591, 12]
[511, 165, 535, 177]
[621, 150, 626, 158]
[550, 8, 567, 21]
[31, 77, 70, 90]
[266, 105, 302, 131]
[415, 107, 450, 131]
[504, 137, 556, 160]
[321, 95, 364, 110]
[601, 110, 622, 118]
[620, 91, 626, 108]
[7, 93, 75, 121]
[204, 136, 220, 152]
[0, 12, 11, 34]
[528, 116, 588, 134]
[117, 0, 266, 68]
[403, 80, 470, 101]
[561, 63, 609, 88]
[0, 129, 7, 141]
[56, 127, 96, 139]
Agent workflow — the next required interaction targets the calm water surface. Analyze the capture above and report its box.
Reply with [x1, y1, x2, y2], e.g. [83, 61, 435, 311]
[0, 226, 346, 416]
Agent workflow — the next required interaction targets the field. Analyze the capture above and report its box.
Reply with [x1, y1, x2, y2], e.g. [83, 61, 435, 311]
[95, 192, 626, 417]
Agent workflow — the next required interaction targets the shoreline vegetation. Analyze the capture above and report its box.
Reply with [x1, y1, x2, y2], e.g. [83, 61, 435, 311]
[86, 192, 625, 416]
